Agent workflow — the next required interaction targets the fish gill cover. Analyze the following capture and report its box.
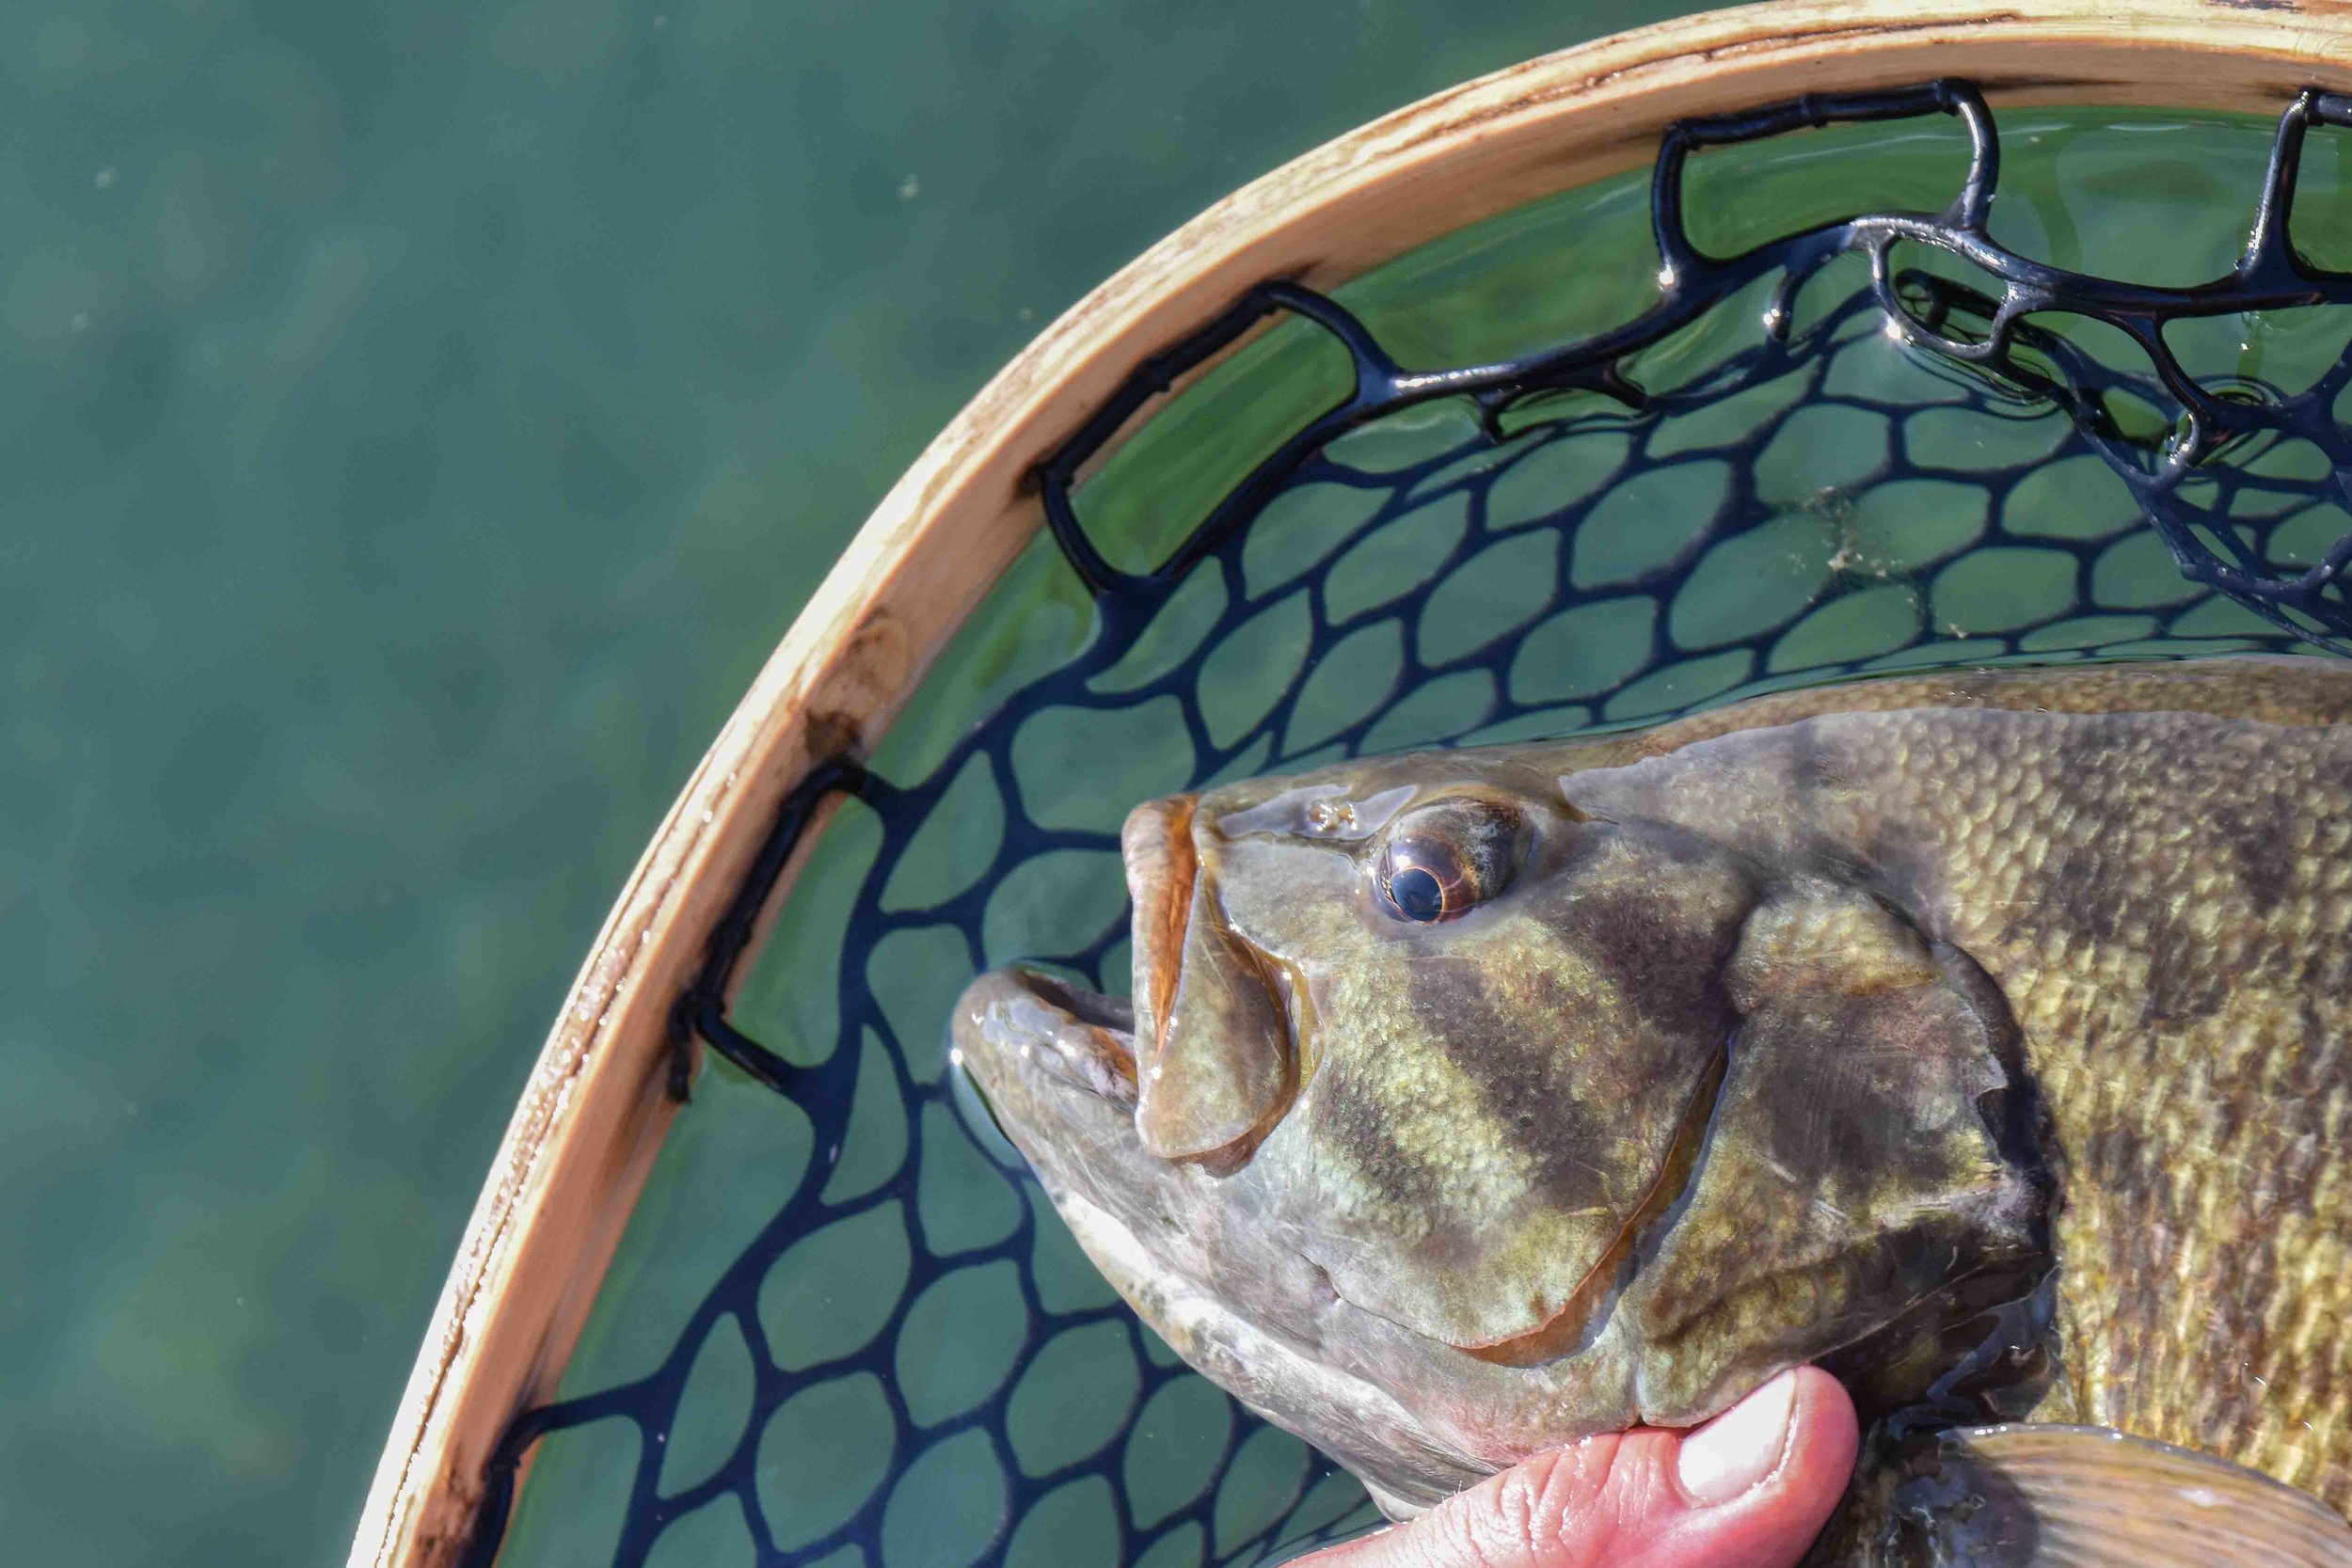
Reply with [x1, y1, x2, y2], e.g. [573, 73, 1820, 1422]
[478, 83, 2352, 1568]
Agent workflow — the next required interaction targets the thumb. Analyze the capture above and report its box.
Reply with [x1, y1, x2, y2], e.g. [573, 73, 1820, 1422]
[1297, 1368, 1858, 1568]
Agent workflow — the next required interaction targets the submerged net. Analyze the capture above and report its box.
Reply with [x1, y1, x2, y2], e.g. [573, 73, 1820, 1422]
[477, 83, 2352, 1568]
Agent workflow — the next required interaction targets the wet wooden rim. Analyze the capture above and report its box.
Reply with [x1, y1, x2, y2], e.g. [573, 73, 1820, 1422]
[352, 3, 2352, 1561]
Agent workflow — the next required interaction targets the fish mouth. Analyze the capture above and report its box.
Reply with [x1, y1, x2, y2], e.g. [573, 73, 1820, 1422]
[950, 958, 1495, 1515]
[955, 791, 1198, 1125]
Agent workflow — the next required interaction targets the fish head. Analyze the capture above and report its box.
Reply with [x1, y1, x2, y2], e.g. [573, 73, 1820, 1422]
[952, 736, 2044, 1506]
[1119, 751, 1761, 1353]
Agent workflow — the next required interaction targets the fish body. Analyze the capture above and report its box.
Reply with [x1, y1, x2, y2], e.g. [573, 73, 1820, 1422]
[952, 657, 2352, 1561]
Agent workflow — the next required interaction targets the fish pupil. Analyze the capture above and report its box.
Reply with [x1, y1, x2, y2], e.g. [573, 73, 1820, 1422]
[1391, 865, 1447, 922]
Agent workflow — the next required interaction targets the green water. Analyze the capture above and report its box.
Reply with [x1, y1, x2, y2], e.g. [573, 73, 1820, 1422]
[0, 2, 1702, 1561]
[25, 1, 2352, 1561]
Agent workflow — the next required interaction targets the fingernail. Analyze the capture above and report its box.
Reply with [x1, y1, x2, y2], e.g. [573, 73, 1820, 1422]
[1676, 1370, 1799, 1506]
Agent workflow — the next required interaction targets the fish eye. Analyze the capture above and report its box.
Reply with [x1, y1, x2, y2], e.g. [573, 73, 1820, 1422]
[1375, 799, 1525, 924]
[1388, 863, 1448, 921]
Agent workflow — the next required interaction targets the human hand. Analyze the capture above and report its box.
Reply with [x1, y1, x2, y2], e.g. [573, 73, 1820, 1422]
[1293, 1368, 1857, 1568]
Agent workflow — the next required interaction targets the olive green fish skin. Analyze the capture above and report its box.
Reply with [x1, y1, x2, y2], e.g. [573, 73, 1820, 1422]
[1577, 665, 2352, 1509]
[951, 657, 2352, 1531]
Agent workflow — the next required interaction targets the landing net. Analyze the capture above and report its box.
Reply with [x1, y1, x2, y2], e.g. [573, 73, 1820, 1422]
[480, 83, 2352, 1568]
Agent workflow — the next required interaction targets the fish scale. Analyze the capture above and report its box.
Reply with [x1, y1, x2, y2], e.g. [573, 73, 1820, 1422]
[1612, 686, 2344, 1480]
[1635, 681, 2352, 1505]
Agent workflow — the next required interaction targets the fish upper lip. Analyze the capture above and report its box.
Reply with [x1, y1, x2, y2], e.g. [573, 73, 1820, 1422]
[1121, 794, 1197, 1063]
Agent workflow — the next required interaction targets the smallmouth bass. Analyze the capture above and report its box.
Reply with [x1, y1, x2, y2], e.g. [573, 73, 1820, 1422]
[952, 657, 2352, 1564]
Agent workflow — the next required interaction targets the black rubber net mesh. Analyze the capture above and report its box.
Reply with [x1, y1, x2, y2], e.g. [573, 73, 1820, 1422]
[481, 85, 2352, 1568]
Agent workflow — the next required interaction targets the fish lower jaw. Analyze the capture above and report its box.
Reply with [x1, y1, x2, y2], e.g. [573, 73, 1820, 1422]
[961, 966, 1140, 1110]
[1047, 1180, 1491, 1511]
